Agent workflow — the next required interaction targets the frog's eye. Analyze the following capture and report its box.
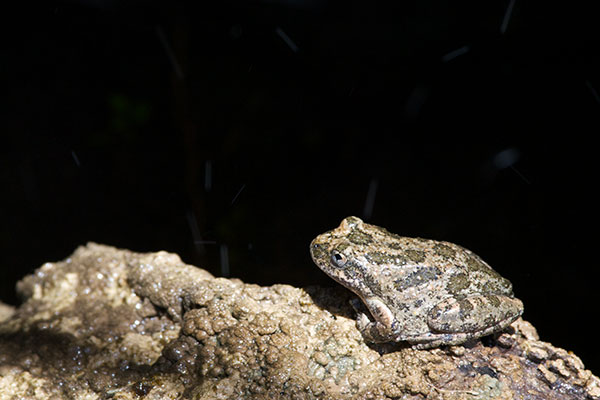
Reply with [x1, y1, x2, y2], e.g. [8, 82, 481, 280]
[330, 252, 347, 268]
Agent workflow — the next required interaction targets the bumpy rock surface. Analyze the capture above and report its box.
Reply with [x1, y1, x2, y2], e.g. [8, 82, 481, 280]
[0, 243, 598, 399]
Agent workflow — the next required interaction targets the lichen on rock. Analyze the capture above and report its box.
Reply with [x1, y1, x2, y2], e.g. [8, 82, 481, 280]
[0, 243, 598, 399]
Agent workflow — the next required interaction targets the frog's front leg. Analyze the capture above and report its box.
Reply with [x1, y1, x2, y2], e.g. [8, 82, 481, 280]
[427, 294, 523, 336]
[351, 297, 400, 343]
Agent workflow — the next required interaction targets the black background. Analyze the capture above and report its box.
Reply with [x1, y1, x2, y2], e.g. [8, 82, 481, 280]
[2, 1, 598, 374]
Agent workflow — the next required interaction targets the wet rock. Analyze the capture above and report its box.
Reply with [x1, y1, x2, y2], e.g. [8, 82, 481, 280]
[0, 243, 597, 399]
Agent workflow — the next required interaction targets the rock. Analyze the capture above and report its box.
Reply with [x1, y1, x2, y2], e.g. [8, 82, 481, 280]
[0, 243, 597, 399]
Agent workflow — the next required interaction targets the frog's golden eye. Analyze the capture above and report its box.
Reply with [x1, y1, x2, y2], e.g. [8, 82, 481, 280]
[331, 252, 347, 268]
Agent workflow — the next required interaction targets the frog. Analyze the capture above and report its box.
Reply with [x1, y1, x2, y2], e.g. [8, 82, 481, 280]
[310, 216, 524, 349]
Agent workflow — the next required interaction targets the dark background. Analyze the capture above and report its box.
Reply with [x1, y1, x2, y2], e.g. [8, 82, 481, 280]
[2, 0, 598, 374]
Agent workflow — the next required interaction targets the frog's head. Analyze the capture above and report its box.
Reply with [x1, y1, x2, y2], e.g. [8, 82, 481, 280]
[310, 216, 374, 297]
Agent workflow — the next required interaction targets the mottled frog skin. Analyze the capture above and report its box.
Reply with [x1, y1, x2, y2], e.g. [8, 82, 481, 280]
[310, 216, 524, 349]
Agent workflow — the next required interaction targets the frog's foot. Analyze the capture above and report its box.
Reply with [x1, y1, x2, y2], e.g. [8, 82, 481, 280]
[408, 333, 466, 349]
[351, 297, 400, 343]
[355, 312, 401, 343]
[407, 324, 511, 350]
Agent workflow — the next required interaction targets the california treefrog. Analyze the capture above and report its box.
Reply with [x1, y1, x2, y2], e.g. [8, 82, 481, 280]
[310, 216, 524, 349]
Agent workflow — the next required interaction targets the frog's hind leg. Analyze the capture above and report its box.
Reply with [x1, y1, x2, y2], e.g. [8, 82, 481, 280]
[427, 295, 523, 336]
[405, 295, 523, 349]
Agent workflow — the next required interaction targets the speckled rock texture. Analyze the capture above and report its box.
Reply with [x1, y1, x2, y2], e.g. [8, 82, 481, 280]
[0, 243, 598, 399]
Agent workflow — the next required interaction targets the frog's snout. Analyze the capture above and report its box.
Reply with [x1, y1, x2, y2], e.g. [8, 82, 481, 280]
[309, 240, 329, 263]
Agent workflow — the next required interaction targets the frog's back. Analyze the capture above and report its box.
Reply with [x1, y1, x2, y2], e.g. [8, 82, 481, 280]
[360, 222, 515, 298]
[387, 235, 515, 298]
